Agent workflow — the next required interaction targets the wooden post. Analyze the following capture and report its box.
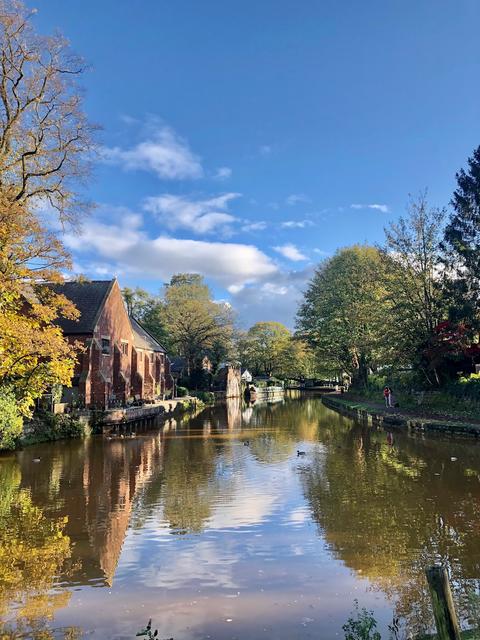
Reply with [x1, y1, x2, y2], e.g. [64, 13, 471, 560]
[425, 565, 461, 640]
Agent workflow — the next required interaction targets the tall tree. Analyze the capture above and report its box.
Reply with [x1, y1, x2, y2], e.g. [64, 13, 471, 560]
[163, 273, 234, 373]
[0, 1, 94, 437]
[296, 246, 390, 386]
[381, 194, 447, 384]
[239, 321, 292, 377]
[443, 145, 480, 326]
[0, 0, 95, 221]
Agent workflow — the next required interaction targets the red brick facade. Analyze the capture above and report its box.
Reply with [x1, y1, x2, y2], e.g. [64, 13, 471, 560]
[62, 279, 173, 409]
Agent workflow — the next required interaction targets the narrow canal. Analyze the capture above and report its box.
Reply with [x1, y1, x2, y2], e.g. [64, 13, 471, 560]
[1, 394, 480, 639]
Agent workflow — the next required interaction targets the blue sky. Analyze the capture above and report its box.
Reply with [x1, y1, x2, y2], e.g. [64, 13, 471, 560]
[34, 0, 480, 328]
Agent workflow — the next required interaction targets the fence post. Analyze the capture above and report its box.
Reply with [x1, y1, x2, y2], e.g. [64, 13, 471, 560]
[425, 565, 461, 640]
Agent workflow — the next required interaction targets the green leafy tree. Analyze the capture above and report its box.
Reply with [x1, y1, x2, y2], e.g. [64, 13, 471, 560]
[443, 145, 480, 327]
[381, 194, 447, 385]
[122, 287, 170, 349]
[297, 246, 390, 386]
[239, 321, 291, 377]
[163, 273, 234, 373]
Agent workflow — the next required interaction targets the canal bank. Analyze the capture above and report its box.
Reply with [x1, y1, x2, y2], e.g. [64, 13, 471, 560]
[16, 396, 202, 450]
[322, 394, 480, 438]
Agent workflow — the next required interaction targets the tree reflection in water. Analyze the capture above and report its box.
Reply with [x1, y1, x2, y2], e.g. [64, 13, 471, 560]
[1, 396, 480, 639]
[0, 457, 78, 638]
[299, 414, 480, 637]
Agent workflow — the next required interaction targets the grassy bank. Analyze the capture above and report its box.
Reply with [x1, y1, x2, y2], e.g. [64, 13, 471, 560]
[322, 394, 480, 437]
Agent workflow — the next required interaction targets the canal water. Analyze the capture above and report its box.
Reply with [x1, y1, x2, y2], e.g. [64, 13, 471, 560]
[1, 394, 480, 639]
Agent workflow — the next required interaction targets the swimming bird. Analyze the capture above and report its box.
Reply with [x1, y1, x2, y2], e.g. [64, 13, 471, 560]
[297, 450, 306, 457]
[32, 458, 41, 463]
[243, 440, 250, 446]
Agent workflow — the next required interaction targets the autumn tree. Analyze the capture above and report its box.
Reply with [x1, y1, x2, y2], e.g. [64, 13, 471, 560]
[0, 0, 95, 221]
[0, 1, 94, 445]
[296, 246, 390, 386]
[0, 458, 72, 631]
[0, 195, 78, 433]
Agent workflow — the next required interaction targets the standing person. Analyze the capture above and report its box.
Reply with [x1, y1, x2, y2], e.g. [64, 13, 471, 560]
[389, 387, 395, 408]
[383, 386, 391, 407]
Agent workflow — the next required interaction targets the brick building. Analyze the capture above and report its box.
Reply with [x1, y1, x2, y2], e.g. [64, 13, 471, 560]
[50, 279, 173, 409]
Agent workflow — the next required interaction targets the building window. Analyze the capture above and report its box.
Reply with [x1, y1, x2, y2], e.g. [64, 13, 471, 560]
[138, 351, 143, 361]
[101, 338, 110, 355]
[121, 341, 128, 356]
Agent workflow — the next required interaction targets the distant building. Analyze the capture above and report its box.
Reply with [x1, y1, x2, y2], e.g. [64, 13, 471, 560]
[241, 368, 253, 383]
[49, 279, 173, 409]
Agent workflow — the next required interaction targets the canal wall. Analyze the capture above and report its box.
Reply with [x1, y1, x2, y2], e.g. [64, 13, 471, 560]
[322, 395, 480, 438]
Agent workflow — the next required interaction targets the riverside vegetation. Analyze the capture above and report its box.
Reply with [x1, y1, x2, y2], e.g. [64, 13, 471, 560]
[296, 155, 480, 422]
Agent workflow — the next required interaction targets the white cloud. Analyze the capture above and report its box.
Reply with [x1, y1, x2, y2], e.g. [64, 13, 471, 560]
[281, 220, 313, 229]
[143, 193, 240, 234]
[230, 266, 314, 328]
[286, 193, 310, 206]
[259, 144, 272, 156]
[242, 221, 267, 232]
[273, 243, 307, 262]
[63, 207, 277, 289]
[101, 125, 203, 179]
[214, 166, 232, 180]
[313, 248, 329, 256]
[351, 203, 390, 213]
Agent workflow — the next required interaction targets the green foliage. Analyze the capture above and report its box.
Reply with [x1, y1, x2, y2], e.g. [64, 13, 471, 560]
[452, 373, 480, 401]
[122, 287, 171, 350]
[297, 245, 390, 386]
[191, 390, 215, 403]
[238, 321, 315, 379]
[25, 413, 85, 445]
[381, 194, 447, 385]
[443, 145, 480, 327]
[176, 386, 189, 397]
[164, 274, 234, 371]
[342, 601, 381, 640]
[0, 387, 23, 450]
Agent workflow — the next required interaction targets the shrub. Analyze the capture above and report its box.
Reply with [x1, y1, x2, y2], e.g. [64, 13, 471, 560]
[450, 373, 480, 402]
[176, 386, 188, 397]
[0, 387, 23, 451]
[191, 390, 215, 403]
[26, 413, 85, 444]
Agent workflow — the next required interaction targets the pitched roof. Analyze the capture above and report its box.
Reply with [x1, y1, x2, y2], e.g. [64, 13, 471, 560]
[48, 280, 115, 334]
[130, 317, 167, 353]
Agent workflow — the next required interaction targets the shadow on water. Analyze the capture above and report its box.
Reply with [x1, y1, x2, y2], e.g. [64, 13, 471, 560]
[0, 394, 479, 638]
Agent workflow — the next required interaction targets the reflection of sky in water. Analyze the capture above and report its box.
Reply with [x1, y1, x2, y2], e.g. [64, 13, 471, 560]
[51, 429, 389, 639]
[5, 397, 480, 639]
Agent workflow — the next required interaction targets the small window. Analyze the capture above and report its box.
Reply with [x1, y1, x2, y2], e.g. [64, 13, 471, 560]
[101, 338, 110, 355]
[138, 351, 143, 361]
[121, 341, 128, 356]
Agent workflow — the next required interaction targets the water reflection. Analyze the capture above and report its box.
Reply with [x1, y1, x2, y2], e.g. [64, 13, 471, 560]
[0, 396, 479, 638]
